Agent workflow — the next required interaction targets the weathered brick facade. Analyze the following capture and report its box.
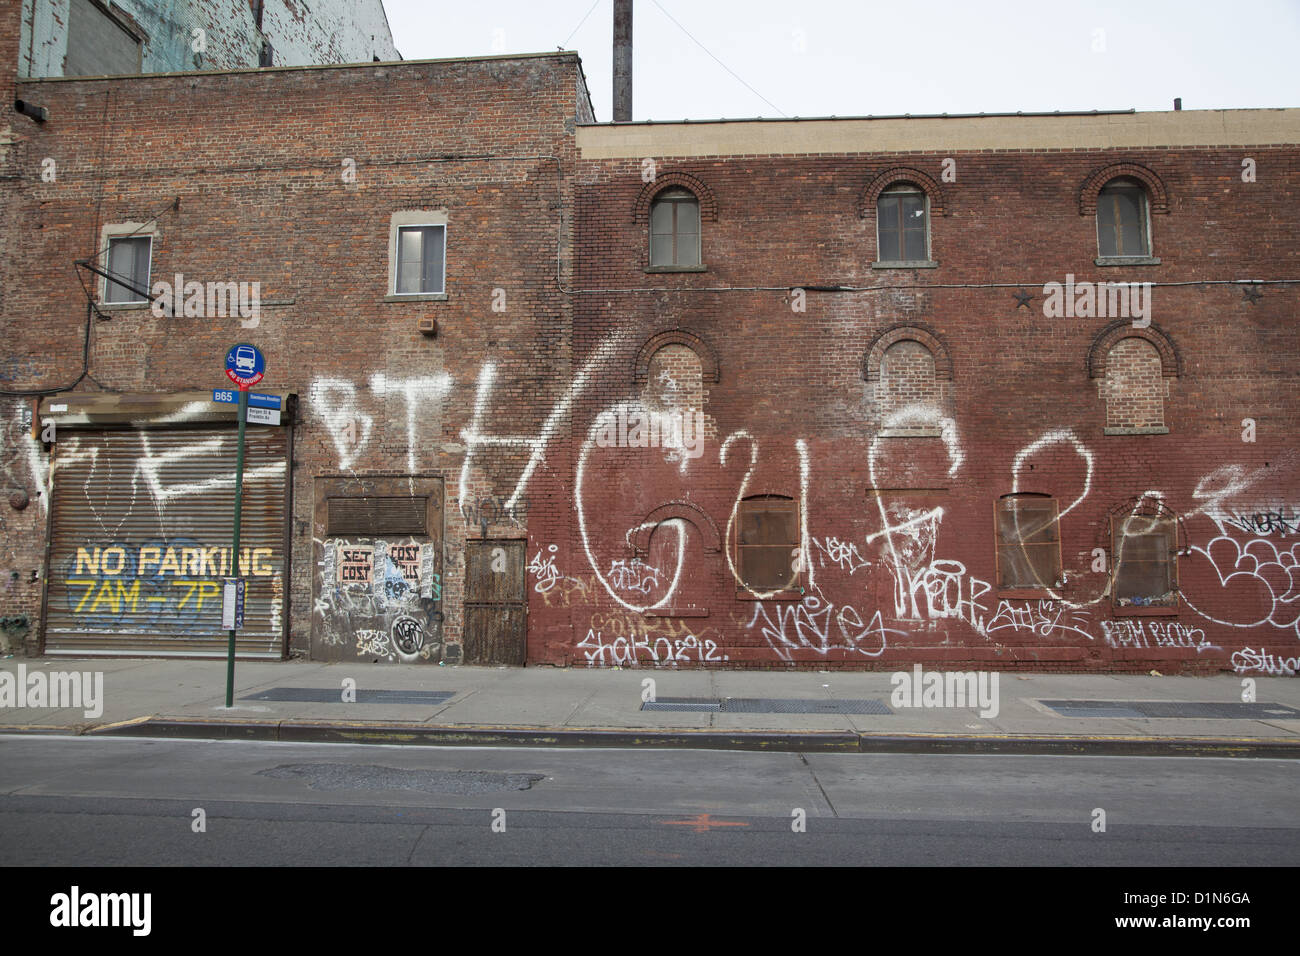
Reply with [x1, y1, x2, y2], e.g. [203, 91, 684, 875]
[1, 17, 1297, 675]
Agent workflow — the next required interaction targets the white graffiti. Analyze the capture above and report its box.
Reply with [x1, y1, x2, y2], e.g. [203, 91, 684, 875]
[988, 599, 1095, 641]
[607, 557, 665, 594]
[807, 535, 871, 575]
[1230, 646, 1300, 676]
[747, 594, 901, 661]
[527, 545, 562, 594]
[1183, 528, 1300, 637]
[576, 628, 724, 667]
[369, 372, 452, 474]
[309, 379, 374, 471]
[1099, 618, 1219, 653]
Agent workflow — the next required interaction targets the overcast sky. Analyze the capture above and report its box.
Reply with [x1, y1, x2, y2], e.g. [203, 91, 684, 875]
[382, 0, 1300, 121]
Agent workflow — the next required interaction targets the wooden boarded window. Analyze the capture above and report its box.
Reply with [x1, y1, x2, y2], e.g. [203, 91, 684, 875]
[737, 495, 799, 592]
[1112, 514, 1178, 608]
[995, 494, 1061, 589]
[327, 497, 428, 537]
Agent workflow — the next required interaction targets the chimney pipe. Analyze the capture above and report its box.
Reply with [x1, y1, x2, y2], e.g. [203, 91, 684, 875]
[613, 0, 632, 122]
[1173, 97, 1182, 111]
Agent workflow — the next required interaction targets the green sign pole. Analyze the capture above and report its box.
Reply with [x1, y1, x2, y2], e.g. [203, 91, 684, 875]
[225, 386, 249, 708]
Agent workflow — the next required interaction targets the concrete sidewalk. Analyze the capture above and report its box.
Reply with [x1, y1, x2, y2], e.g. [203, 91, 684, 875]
[1, 657, 1298, 756]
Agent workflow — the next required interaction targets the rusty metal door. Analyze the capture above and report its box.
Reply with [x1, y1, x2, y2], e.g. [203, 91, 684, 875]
[463, 540, 526, 665]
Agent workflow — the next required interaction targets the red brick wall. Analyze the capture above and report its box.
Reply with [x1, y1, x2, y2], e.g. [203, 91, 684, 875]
[1, 53, 586, 661]
[558, 145, 1300, 674]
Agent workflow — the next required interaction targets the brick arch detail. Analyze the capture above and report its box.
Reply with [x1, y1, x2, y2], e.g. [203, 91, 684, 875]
[863, 324, 953, 383]
[858, 167, 947, 217]
[1079, 162, 1170, 215]
[632, 172, 719, 223]
[633, 329, 721, 384]
[1087, 320, 1180, 379]
[630, 502, 723, 555]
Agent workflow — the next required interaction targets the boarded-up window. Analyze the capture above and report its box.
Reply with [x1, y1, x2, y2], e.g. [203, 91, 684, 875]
[66, 0, 142, 76]
[995, 494, 1061, 589]
[327, 497, 428, 537]
[1104, 337, 1165, 430]
[879, 340, 938, 422]
[1112, 515, 1178, 608]
[737, 495, 799, 591]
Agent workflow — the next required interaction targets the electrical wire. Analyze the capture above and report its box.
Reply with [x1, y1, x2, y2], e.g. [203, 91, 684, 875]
[561, 0, 602, 49]
[649, 0, 787, 118]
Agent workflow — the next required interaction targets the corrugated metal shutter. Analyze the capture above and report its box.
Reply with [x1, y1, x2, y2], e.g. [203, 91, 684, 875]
[43, 427, 289, 658]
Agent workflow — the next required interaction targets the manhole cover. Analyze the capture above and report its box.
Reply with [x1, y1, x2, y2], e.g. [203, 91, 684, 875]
[242, 687, 455, 705]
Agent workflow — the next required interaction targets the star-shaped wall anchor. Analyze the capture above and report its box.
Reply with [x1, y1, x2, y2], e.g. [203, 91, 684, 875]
[1241, 284, 1263, 305]
[1013, 288, 1035, 309]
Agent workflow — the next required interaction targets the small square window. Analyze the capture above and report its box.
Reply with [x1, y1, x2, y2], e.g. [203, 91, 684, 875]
[394, 225, 446, 295]
[104, 235, 152, 304]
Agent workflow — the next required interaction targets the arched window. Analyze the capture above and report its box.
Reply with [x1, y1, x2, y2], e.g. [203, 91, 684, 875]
[876, 183, 928, 263]
[1097, 178, 1151, 258]
[650, 188, 700, 267]
[1103, 337, 1166, 433]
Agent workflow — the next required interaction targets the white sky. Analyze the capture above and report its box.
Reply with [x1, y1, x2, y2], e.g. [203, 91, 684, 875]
[382, 0, 1300, 121]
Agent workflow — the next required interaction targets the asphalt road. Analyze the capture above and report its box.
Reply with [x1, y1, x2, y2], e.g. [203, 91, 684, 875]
[1, 735, 1296, 866]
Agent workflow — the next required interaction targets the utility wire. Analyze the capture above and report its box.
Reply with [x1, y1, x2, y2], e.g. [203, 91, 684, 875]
[649, 0, 787, 117]
[561, 0, 602, 49]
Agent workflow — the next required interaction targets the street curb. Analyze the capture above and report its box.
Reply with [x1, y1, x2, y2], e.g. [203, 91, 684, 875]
[67, 716, 1300, 758]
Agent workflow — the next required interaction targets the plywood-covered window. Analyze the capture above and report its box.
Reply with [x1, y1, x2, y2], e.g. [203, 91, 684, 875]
[1111, 514, 1178, 609]
[995, 494, 1061, 590]
[737, 495, 800, 592]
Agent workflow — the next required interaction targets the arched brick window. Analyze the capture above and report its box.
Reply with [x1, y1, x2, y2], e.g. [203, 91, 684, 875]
[880, 340, 938, 416]
[864, 325, 953, 436]
[1103, 337, 1166, 433]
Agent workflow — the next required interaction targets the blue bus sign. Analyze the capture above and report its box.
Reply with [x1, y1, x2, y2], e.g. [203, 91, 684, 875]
[225, 343, 265, 388]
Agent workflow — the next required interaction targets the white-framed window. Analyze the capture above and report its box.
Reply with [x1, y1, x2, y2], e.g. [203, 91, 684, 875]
[388, 212, 448, 298]
[98, 224, 154, 305]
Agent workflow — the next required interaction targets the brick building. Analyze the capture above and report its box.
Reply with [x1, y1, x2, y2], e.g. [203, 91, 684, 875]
[563, 113, 1300, 674]
[18, 0, 398, 77]
[1, 4, 1297, 673]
